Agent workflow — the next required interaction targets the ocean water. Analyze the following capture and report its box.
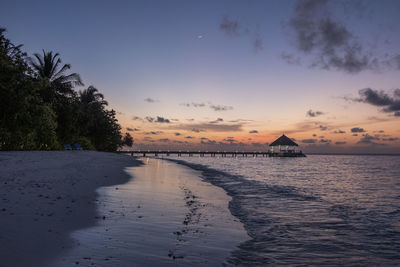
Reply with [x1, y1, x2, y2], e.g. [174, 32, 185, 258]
[167, 155, 400, 266]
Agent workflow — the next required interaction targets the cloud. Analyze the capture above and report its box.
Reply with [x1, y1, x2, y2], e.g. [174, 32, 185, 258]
[145, 131, 163, 135]
[220, 16, 241, 35]
[249, 130, 259, 134]
[319, 125, 327, 131]
[335, 141, 347, 145]
[145, 117, 154, 123]
[172, 123, 243, 133]
[223, 137, 237, 143]
[312, 133, 317, 137]
[174, 132, 181, 136]
[366, 116, 393, 123]
[382, 137, 399, 142]
[357, 134, 382, 145]
[132, 116, 144, 121]
[180, 102, 206, 108]
[209, 104, 233, 112]
[185, 136, 194, 139]
[359, 88, 395, 106]
[333, 130, 345, 134]
[228, 119, 253, 123]
[320, 138, 331, 143]
[307, 109, 324, 117]
[287, 0, 376, 73]
[159, 138, 169, 143]
[145, 116, 171, 123]
[352, 133, 358, 136]
[351, 127, 365, 133]
[155, 116, 170, 123]
[301, 139, 318, 143]
[144, 98, 158, 103]
[181, 102, 234, 112]
[126, 127, 139, 132]
[219, 16, 264, 53]
[354, 88, 400, 116]
[201, 139, 217, 145]
[210, 118, 224, 123]
[191, 128, 202, 133]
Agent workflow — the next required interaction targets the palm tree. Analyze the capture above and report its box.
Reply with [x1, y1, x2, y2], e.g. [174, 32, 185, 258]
[79, 86, 108, 107]
[78, 86, 119, 150]
[29, 50, 83, 97]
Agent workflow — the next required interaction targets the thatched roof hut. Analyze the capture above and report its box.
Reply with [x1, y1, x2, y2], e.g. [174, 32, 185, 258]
[269, 134, 298, 147]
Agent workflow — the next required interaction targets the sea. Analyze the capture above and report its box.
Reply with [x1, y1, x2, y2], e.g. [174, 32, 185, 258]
[168, 154, 400, 266]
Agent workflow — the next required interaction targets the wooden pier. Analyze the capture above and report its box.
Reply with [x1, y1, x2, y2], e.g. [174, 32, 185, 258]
[117, 150, 306, 158]
[118, 134, 307, 158]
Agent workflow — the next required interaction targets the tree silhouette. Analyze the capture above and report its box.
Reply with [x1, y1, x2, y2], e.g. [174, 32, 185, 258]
[1, 28, 126, 151]
[122, 133, 133, 147]
[29, 50, 83, 100]
[79, 86, 108, 107]
[1, 29, 59, 150]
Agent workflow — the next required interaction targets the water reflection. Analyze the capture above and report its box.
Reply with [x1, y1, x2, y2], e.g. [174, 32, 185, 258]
[52, 158, 248, 267]
[169, 155, 400, 265]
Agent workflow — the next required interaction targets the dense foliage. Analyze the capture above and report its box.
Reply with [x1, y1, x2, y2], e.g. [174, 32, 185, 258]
[0, 28, 132, 151]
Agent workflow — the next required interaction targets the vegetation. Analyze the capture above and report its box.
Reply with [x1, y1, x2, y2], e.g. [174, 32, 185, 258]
[0, 28, 132, 151]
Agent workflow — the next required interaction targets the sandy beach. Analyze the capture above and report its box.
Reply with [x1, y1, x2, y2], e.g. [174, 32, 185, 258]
[52, 158, 248, 266]
[0, 152, 248, 267]
[0, 151, 141, 267]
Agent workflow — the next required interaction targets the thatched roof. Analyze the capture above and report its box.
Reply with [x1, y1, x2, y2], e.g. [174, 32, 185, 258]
[269, 134, 298, 146]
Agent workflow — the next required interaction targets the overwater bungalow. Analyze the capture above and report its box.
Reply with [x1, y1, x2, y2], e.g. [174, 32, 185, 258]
[269, 134, 306, 157]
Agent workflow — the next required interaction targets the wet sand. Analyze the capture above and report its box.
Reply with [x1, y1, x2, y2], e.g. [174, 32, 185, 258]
[52, 158, 249, 266]
[0, 151, 141, 267]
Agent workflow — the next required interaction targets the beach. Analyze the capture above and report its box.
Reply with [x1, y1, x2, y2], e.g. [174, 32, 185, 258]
[0, 151, 140, 266]
[2, 152, 399, 266]
[0, 152, 248, 267]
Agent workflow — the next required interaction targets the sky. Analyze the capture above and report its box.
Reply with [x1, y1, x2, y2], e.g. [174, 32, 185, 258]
[2, 0, 400, 153]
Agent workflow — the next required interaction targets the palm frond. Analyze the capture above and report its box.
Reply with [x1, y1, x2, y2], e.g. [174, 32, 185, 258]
[59, 73, 83, 86]
[53, 63, 71, 80]
[31, 53, 45, 77]
[50, 57, 62, 78]
[29, 50, 83, 92]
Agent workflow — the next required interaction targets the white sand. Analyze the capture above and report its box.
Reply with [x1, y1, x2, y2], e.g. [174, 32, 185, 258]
[0, 151, 141, 267]
[52, 158, 249, 266]
[0, 153, 248, 267]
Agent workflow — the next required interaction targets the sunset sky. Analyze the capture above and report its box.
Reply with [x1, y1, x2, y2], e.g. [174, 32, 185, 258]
[2, 0, 400, 153]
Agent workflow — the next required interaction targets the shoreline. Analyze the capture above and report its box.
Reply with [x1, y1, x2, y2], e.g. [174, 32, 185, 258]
[52, 158, 249, 266]
[1, 152, 248, 267]
[0, 151, 141, 267]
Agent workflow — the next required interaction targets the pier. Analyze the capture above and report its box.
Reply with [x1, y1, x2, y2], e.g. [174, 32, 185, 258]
[118, 134, 306, 158]
[117, 150, 306, 157]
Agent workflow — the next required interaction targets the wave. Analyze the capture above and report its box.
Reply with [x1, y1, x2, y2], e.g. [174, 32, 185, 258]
[166, 158, 400, 266]
[166, 158, 323, 265]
